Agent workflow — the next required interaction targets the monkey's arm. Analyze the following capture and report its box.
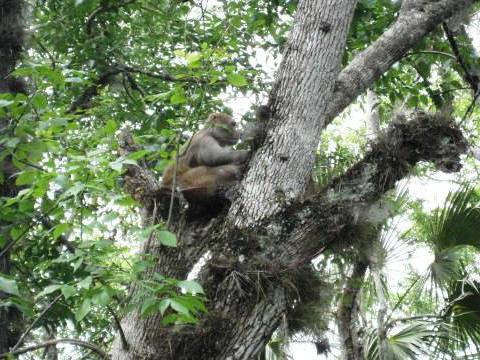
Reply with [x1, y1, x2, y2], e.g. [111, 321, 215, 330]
[195, 137, 249, 166]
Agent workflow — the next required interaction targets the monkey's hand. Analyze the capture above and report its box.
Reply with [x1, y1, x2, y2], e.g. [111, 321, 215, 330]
[234, 150, 250, 164]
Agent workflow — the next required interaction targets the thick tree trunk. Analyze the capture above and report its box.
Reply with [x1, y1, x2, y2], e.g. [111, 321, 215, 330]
[0, 0, 26, 354]
[228, 0, 358, 227]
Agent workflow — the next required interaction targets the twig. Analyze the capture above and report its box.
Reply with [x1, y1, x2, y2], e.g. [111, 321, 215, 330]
[405, 50, 456, 60]
[40, 217, 75, 253]
[107, 305, 129, 350]
[31, 34, 56, 69]
[460, 90, 480, 125]
[116, 64, 204, 84]
[443, 22, 478, 93]
[11, 294, 63, 352]
[385, 314, 442, 330]
[14, 157, 47, 172]
[69, 64, 204, 113]
[0, 338, 108, 359]
[167, 135, 181, 229]
[0, 226, 30, 258]
[69, 69, 121, 113]
[86, 0, 136, 35]
[124, 72, 145, 97]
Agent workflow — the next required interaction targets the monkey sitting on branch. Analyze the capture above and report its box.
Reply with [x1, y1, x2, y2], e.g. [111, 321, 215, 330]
[161, 113, 251, 205]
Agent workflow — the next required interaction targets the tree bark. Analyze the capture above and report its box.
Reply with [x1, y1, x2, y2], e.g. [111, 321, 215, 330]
[337, 260, 369, 360]
[0, 0, 26, 354]
[228, 0, 358, 227]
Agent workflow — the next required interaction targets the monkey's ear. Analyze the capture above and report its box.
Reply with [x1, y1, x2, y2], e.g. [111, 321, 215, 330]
[208, 113, 218, 122]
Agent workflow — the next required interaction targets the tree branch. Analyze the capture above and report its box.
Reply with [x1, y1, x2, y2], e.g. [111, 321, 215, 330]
[40, 217, 76, 254]
[107, 305, 129, 351]
[443, 22, 478, 93]
[325, 0, 476, 124]
[86, 0, 136, 36]
[280, 112, 467, 262]
[69, 64, 207, 113]
[68, 69, 121, 113]
[337, 259, 369, 360]
[116, 64, 206, 84]
[10, 294, 62, 352]
[0, 338, 108, 359]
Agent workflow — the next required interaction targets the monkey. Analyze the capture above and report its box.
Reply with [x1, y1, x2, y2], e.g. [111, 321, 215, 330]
[161, 113, 250, 203]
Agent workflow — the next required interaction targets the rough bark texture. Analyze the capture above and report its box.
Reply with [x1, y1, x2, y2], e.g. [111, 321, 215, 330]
[228, 0, 359, 228]
[0, 0, 26, 354]
[325, 0, 476, 125]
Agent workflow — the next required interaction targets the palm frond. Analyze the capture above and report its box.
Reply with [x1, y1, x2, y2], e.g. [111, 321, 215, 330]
[438, 280, 480, 352]
[427, 184, 480, 252]
[427, 247, 464, 290]
[364, 322, 436, 360]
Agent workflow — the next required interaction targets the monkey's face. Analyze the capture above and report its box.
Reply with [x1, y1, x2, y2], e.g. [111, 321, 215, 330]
[208, 113, 241, 146]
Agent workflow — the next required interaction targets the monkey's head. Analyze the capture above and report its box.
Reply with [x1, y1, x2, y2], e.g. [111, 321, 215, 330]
[207, 113, 240, 146]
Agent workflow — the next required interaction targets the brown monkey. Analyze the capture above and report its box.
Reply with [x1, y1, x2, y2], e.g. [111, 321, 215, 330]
[162, 113, 249, 203]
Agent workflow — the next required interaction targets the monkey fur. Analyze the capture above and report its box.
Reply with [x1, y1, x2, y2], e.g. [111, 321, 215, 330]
[162, 113, 249, 203]
[162, 107, 270, 205]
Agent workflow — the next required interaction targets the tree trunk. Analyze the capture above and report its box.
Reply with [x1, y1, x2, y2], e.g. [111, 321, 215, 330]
[337, 260, 368, 360]
[228, 0, 358, 227]
[0, 0, 26, 354]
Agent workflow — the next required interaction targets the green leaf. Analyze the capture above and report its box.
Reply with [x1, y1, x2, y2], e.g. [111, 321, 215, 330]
[169, 299, 190, 315]
[61, 285, 76, 300]
[0, 276, 20, 296]
[170, 88, 186, 105]
[32, 94, 48, 109]
[53, 223, 71, 240]
[0, 100, 14, 107]
[178, 280, 204, 295]
[64, 183, 85, 197]
[36, 284, 62, 298]
[158, 299, 170, 315]
[186, 52, 202, 68]
[75, 298, 92, 322]
[157, 230, 177, 247]
[73, 257, 83, 272]
[78, 276, 92, 289]
[227, 73, 248, 87]
[140, 297, 158, 316]
[92, 289, 111, 306]
[109, 160, 123, 172]
[16, 171, 37, 186]
[3, 137, 20, 148]
[10, 226, 26, 240]
[104, 119, 118, 134]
